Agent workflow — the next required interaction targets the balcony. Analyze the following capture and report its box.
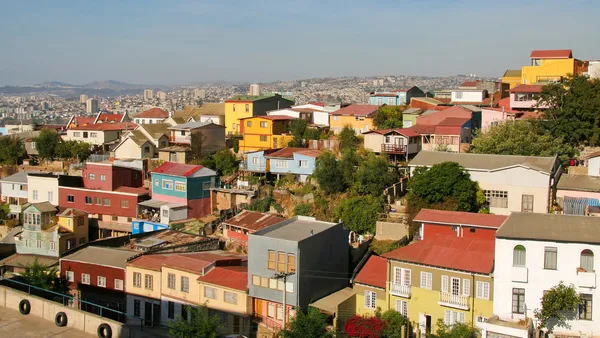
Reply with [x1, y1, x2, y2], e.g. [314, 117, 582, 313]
[239, 161, 267, 172]
[381, 144, 407, 154]
[511, 266, 528, 283]
[438, 292, 469, 310]
[389, 283, 411, 298]
[169, 135, 191, 144]
[577, 271, 596, 288]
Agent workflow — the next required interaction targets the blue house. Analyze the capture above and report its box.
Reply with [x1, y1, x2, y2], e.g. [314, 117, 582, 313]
[369, 86, 426, 106]
[240, 148, 319, 182]
[137, 162, 217, 226]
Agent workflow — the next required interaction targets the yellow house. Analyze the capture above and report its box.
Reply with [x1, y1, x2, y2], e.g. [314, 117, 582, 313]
[501, 69, 522, 89]
[56, 208, 89, 253]
[125, 254, 165, 326]
[329, 104, 379, 134]
[521, 49, 588, 85]
[225, 94, 294, 136]
[238, 115, 295, 153]
[353, 255, 388, 317]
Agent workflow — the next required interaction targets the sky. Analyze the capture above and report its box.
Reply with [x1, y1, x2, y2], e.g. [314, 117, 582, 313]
[0, 0, 599, 86]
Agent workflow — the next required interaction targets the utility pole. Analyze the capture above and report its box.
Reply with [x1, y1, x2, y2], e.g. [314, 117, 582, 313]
[273, 271, 294, 329]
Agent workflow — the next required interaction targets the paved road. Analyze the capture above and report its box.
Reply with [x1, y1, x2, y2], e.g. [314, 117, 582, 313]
[0, 306, 95, 337]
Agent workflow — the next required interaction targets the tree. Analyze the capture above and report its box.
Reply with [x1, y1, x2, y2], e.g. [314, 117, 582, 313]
[469, 119, 574, 166]
[35, 129, 61, 161]
[212, 148, 239, 176]
[352, 151, 397, 196]
[169, 305, 222, 338]
[381, 310, 410, 338]
[288, 119, 309, 148]
[537, 75, 600, 147]
[20, 258, 66, 293]
[337, 195, 384, 234]
[373, 105, 404, 129]
[430, 319, 478, 338]
[344, 315, 387, 338]
[190, 131, 206, 160]
[55, 140, 92, 161]
[339, 148, 359, 188]
[313, 151, 346, 194]
[339, 125, 358, 152]
[0, 135, 26, 165]
[247, 196, 274, 213]
[279, 307, 332, 338]
[533, 282, 580, 332]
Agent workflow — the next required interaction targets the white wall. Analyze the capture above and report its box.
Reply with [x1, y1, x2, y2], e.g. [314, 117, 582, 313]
[494, 238, 600, 336]
[588, 157, 600, 177]
[134, 117, 165, 124]
[198, 115, 225, 126]
[65, 130, 121, 146]
[27, 176, 59, 205]
[451, 90, 485, 103]
[1, 182, 27, 200]
[313, 111, 330, 126]
[267, 109, 299, 118]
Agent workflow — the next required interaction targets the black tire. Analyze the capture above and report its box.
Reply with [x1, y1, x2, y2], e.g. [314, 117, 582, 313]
[55, 311, 68, 327]
[97, 323, 112, 338]
[18, 299, 30, 315]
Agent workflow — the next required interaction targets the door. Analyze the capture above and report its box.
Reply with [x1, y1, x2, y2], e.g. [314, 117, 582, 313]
[425, 315, 432, 334]
[522, 195, 534, 212]
[451, 277, 460, 296]
[170, 152, 178, 162]
[152, 303, 160, 327]
[144, 302, 152, 326]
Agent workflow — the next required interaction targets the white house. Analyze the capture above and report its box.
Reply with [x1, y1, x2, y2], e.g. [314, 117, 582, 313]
[133, 108, 170, 125]
[490, 213, 600, 337]
[0, 171, 29, 217]
[65, 122, 136, 148]
[451, 89, 486, 104]
[268, 105, 330, 127]
[113, 124, 170, 160]
[27, 173, 59, 205]
[408, 151, 561, 215]
[362, 128, 421, 159]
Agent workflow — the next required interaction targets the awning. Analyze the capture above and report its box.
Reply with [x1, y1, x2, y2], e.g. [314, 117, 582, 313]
[138, 199, 169, 208]
[309, 287, 356, 314]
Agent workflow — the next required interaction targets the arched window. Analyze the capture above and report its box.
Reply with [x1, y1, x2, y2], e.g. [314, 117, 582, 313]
[513, 245, 526, 267]
[581, 249, 594, 272]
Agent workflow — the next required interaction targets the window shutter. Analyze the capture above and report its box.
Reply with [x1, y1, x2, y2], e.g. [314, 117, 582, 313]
[463, 279, 471, 296]
[459, 312, 466, 323]
[444, 310, 450, 325]
[442, 275, 449, 293]
[420, 272, 427, 288]
[404, 269, 411, 286]
[483, 282, 490, 300]
[364, 290, 370, 308]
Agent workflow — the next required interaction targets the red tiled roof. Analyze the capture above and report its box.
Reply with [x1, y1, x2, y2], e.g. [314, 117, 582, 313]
[460, 81, 478, 87]
[434, 117, 470, 135]
[136, 108, 169, 119]
[530, 49, 572, 59]
[114, 186, 150, 196]
[240, 115, 296, 121]
[96, 113, 124, 123]
[223, 210, 285, 232]
[364, 128, 419, 138]
[152, 162, 203, 177]
[510, 84, 543, 93]
[265, 147, 320, 159]
[408, 124, 436, 134]
[354, 255, 387, 289]
[330, 104, 379, 117]
[498, 97, 511, 110]
[308, 102, 325, 107]
[383, 235, 495, 274]
[72, 117, 95, 126]
[414, 209, 508, 228]
[69, 122, 136, 131]
[197, 266, 248, 291]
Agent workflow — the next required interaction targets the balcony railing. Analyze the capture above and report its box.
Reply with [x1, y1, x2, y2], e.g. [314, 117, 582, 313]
[253, 313, 282, 330]
[239, 161, 267, 172]
[438, 292, 469, 310]
[577, 271, 596, 288]
[168, 135, 191, 144]
[381, 144, 407, 154]
[389, 283, 411, 298]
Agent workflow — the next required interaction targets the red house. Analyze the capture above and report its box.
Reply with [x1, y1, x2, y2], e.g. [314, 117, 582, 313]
[82, 163, 144, 191]
[414, 209, 507, 241]
[222, 210, 285, 246]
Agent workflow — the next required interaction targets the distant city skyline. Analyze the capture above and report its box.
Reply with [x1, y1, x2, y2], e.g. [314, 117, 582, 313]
[1, 0, 599, 86]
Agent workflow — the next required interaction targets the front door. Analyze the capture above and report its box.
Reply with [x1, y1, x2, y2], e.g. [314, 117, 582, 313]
[170, 152, 178, 162]
[152, 303, 160, 327]
[144, 302, 152, 326]
[522, 195, 534, 212]
[425, 315, 432, 334]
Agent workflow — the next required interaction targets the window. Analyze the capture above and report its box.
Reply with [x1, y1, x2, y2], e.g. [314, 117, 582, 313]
[103, 198, 110, 206]
[277, 251, 285, 272]
[276, 160, 288, 168]
[364, 290, 376, 309]
[451, 277, 461, 296]
[232, 123, 236, 131]
[32, 190, 38, 200]
[269, 278, 278, 289]
[286, 282, 294, 293]
[100, 174, 106, 181]
[48, 191, 53, 202]
[462, 279, 470, 297]
[376, 97, 384, 105]
[162, 180, 173, 190]
[444, 310, 465, 325]
[276, 304, 284, 320]
[287, 254, 296, 273]
[175, 182, 186, 192]
[233, 104, 236, 112]
[31, 142, 36, 149]
[247, 121, 252, 127]
[49, 241, 57, 251]
[168, 301, 175, 319]
[97, 276, 106, 288]
[455, 91, 463, 99]
[79, 237, 86, 245]
[476, 281, 490, 300]
[251, 157, 259, 165]
[267, 303, 275, 318]
[513, 245, 526, 266]
[333, 116, 339, 121]
[154, 179, 159, 186]
[581, 250, 594, 272]
[66, 271, 74, 282]
[162, 209, 169, 218]
[512, 288, 525, 314]
[268, 250, 276, 270]
[252, 275, 261, 286]
[111, 216, 118, 221]
[144, 274, 153, 290]
[393, 267, 411, 287]
[168, 273, 176, 289]
[94, 197, 102, 205]
[181, 276, 189, 293]
[396, 300, 408, 317]
[204, 286, 216, 299]
[81, 273, 90, 285]
[260, 135, 267, 142]
[420, 272, 432, 290]
[298, 160, 308, 168]
[442, 275, 449, 293]
[114, 279, 123, 290]
[143, 146, 150, 153]
[580, 294, 592, 320]
[245, 104, 249, 112]
[181, 305, 188, 321]
[484, 190, 508, 208]
[67, 195, 74, 203]
[134, 300, 141, 317]
[521, 195, 534, 212]
[121, 200, 129, 208]
[385, 136, 391, 143]
[67, 239, 74, 249]
[85, 196, 92, 205]
[388, 97, 396, 105]
[544, 247, 557, 270]
[260, 121, 268, 128]
[73, 132, 81, 137]
[36, 240, 42, 248]
[260, 277, 269, 288]
[90, 132, 98, 138]
[224, 291, 238, 304]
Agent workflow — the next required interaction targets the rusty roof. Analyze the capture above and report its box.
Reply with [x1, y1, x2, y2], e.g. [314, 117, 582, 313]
[223, 210, 286, 232]
[354, 255, 387, 289]
[414, 209, 507, 228]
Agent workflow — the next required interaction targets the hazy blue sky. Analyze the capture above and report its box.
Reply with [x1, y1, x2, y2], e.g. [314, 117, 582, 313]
[1, 0, 598, 85]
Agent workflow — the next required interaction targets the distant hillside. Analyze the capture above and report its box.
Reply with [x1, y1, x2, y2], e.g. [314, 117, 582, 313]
[37, 81, 75, 87]
[82, 80, 145, 90]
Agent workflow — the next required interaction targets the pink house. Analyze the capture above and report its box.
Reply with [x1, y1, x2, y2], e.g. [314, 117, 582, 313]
[510, 84, 547, 110]
[222, 210, 285, 246]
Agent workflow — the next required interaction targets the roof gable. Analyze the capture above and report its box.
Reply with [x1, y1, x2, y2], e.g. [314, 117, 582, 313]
[354, 255, 387, 289]
[530, 49, 572, 59]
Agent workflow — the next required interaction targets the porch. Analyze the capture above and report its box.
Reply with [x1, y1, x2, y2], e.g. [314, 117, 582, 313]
[381, 144, 407, 154]
[137, 199, 188, 225]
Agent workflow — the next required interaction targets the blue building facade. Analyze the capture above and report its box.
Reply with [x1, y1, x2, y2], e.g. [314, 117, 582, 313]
[369, 87, 426, 106]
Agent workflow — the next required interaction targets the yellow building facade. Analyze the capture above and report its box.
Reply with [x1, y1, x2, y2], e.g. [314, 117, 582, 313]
[503, 49, 588, 86]
[239, 116, 294, 152]
[225, 94, 294, 135]
[328, 105, 379, 134]
[502, 69, 522, 89]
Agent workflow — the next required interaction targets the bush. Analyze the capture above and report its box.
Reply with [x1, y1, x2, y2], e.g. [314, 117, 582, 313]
[293, 203, 313, 216]
[247, 196, 274, 213]
[344, 315, 387, 338]
[370, 239, 400, 255]
[337, 196, 384, 234]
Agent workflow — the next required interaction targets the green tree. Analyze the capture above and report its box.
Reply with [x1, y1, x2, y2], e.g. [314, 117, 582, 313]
[337, 195, 384, 234]
[469, 119, 574, 166]
[304, 127, 323, 140]
[288, 119, 308, 147]
[352, 151, 397, 196]
[212, 149, 239, 176]
[20, 258, 66, 293]
[381, 310, 410, 338]
[338, 125, 358, 152]
[429, 320, 478, 338]
[533, 282, 580, 332]
[339, 148, 358, 188]
[293, 203, 313, 216]
[537, 75, 600, 147]
[169, 305, 222, 338]
[247, 196, 274, 213]
[55, 140, 92, 161]
[35, 129, 61, 161]
[373, 105, 404, 129]
[279, 307, 333, 338]
[0, 135, 26, 165]
[313, 151, 346, 194]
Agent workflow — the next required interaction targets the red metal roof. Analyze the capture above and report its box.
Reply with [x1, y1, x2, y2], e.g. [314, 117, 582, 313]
[460, 81, 478, 87]
[510, 84, 543, 93]
[114, 186, 150, 196]
[498, 97, 511, 110]
[223, 210, 285, 232]
[97, 113, 124, 123]
[239, 115, 296, 121]
[383, 235, 495, 274]
[417, 106, 472, 125]
[197, 266, 248, 291]
[69, 122, 136, 131]
[136, 108, 169, 119]
[434, 117, 471, 135]
[364, 128, 419, 138]
[408, 124, 436, 135]
[414, 209, 508, 228]
[354, 255, 387, 289]
[73, 117, 95, 126]
[127, 254, 171, 271]
[152, 162, 203, 177]
[265, 147, 321, 159]
[127, 252, 245, 273]
[330, 104, 379, 117]
[530, 49, 572, 59]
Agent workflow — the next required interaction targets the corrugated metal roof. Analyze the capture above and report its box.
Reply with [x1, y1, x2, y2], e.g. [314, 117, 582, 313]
[414, 209, 507, 228]
[223, 210, 285, 232]
[354, 255, 387, 289]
